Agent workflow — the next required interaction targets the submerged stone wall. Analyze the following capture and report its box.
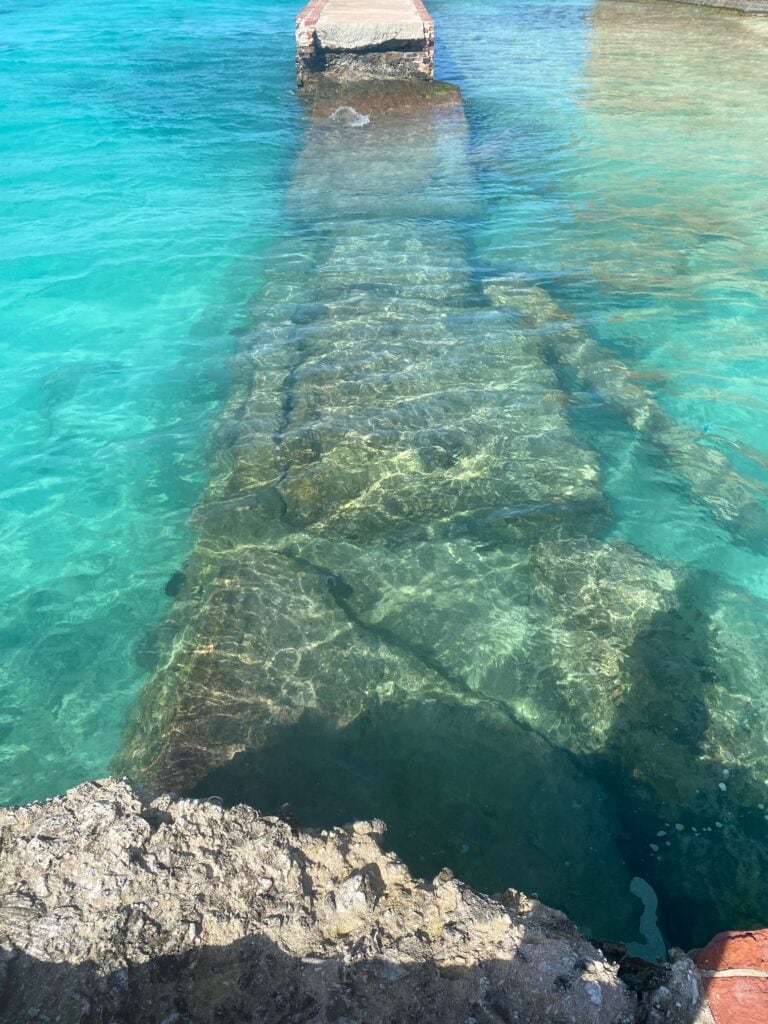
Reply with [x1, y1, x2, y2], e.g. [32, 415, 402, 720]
[296, 0, 434, 90]
[115, 80, 648, 943]
[112, 72, 768, 950]
[0, 778, 704, 1024]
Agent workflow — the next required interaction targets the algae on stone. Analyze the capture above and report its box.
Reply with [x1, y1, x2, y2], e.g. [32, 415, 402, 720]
[117, 80, 768, 947]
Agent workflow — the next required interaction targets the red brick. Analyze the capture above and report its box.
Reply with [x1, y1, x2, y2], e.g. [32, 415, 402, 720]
[702, 976, 768, 1024]
[693, 930, 768, 972]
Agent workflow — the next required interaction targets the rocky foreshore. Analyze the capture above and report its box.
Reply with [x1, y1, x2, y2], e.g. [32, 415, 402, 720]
[0, 779, 706, 1024]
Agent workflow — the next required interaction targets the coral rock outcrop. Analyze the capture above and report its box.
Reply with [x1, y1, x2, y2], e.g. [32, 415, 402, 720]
[0, 779, 704, 1024]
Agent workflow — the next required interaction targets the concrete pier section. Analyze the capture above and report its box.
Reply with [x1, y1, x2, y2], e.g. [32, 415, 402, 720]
[296, 0, 434, 90]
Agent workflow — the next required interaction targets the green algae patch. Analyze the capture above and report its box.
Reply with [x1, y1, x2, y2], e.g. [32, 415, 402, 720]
[309, 77, 462, 120]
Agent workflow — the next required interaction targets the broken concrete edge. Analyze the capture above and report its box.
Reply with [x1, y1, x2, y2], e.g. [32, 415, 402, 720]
[295, 0, 434, 91]
[0, 776, 736, 1024]
[296, 0, 434, 49]
[295, 0, 329, 89]
[413, 0, 436, 33]
[296, 0, 332, 51]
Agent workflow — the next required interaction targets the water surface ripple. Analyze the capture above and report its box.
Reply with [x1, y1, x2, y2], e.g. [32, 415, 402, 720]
[0, 0, 301, 803]
[4, 0, 768, 951]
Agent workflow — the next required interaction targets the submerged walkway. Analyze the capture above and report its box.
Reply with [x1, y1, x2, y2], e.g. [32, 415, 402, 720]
[115, 0, 768, 990]
[296, 0, 434, 88]
[117, 0, 768, 954]
[669, 0, 768, 13]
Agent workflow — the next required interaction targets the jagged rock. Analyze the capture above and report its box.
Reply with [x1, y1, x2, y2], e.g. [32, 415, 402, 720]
[0, 778, 702, 1024]
[188, 695, 644, 942]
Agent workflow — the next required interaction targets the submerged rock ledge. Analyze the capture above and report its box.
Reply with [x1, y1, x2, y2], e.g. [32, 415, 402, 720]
[0, 779, 704, 1024]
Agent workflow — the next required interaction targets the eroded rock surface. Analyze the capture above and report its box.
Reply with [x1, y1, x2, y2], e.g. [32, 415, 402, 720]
[296, 0, 435, 91]
[0, 779, 703, 1024]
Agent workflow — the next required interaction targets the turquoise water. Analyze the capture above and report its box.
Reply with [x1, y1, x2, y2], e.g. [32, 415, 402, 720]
[0, 0, 302, 803]
[4, 0, 768, 950]
[445, 0, 768, 579]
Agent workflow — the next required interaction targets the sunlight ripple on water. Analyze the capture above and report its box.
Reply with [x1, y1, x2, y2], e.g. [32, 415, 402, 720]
[2, 0, 768, 950]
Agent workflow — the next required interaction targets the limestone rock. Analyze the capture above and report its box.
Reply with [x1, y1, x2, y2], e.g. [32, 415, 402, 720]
[0, 778, 698, 1024]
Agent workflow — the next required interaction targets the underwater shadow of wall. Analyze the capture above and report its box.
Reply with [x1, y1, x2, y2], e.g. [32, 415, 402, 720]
[588, 569, 768, 950]
[182, 568, 768, 954]
[190, 693, 645, 946]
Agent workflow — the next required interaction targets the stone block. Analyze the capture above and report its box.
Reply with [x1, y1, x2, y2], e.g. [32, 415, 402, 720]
[296, 0, 434, 90]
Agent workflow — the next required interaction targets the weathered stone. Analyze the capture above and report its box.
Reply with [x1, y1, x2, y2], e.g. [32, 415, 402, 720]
[698, 978, 768, 1024]
[116, 548, 452, 792]
[0, 778, 701, 1024]
[188, 694, 646, 943]
[296, 0, 434, 91]
[483, 276, 768, 557]
[115, 27, 768, 957]
[116, 82, 606, 804]
[477, 274, 768, 945]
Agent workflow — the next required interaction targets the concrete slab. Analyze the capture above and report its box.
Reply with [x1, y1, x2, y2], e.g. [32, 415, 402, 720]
[296, 0, 434, 90]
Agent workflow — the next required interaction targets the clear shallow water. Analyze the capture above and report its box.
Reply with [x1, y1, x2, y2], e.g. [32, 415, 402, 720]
[4, 0, 768, 952]
[0, 0, 302, 803]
